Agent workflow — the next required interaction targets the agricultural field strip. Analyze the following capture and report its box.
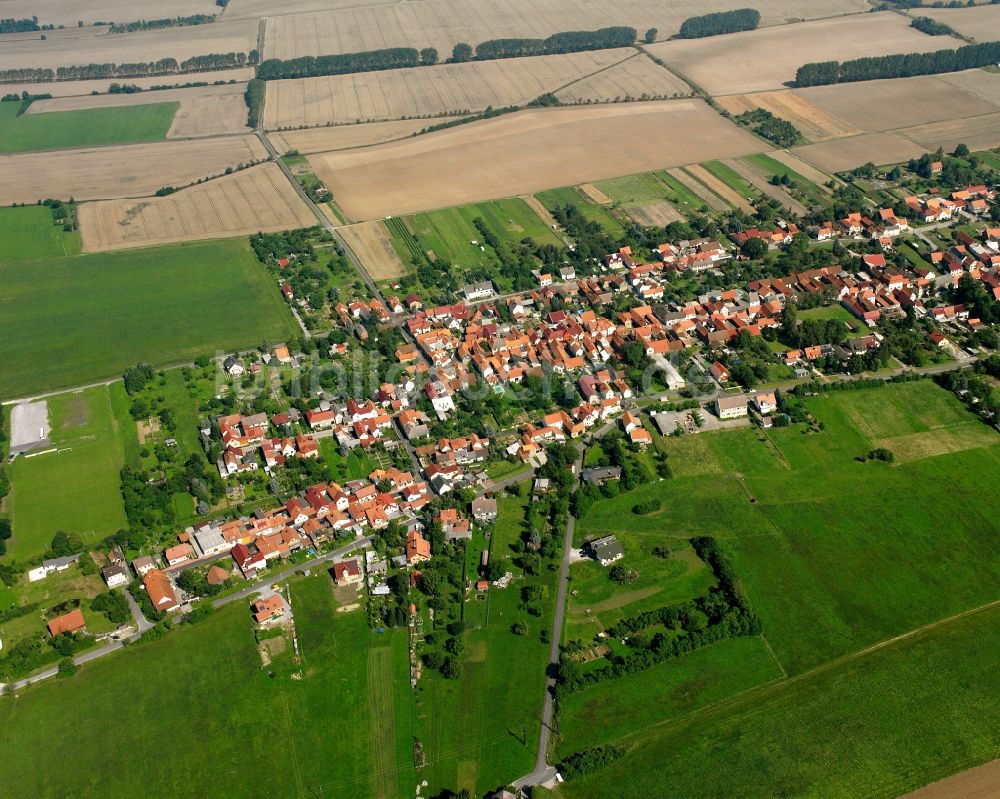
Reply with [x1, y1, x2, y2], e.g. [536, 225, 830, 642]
[667, 167, 731, 212]
[644, 13, 961, 96]
[684, 163, 755, 213]
[0, 0, 219, 28]
[0, 134, 268, 205]
[0, 18, 259, 71]
[266, 119, 441, 154]
[2, 69, 256, 99]
[308, 100, 766, 221]
[720, 158, 809, 216]
[337, 221, 407, 280]
[554, 51, 693, 104]
[262, 0, 870, 61]
[263, 49, 632, 128]
[27, 84, 251, 139]
[77, 163, 315, 252]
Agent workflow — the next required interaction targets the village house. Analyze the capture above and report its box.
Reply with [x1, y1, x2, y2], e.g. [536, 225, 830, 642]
[332, 558, 363, 586]
[251, 595, 285, 624]
[28, 553, 82, 583]
[470, 497, 498, 523]
[47, 608, 86, 638]
[143, 569, 180, 614]
[102, 563, 130, 590]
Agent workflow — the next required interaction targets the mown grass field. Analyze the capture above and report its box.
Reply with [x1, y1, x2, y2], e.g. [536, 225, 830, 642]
[0, 238, 298, 399]
[0, 100, 177, 153]
[0, 206, 80, 260]
[403, 197, 562, 271]
[577, 381, 1000, 676]
[535, 186, 626, 236]
[5, 384, 129, 562]
[0, 575, 414, 798]
[415, 493, 556, 796]
[702, 159, 759, 198]
[557, 603, 1000, 799]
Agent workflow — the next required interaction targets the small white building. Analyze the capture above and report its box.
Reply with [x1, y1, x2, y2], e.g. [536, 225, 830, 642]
[27, 553, 81, 583]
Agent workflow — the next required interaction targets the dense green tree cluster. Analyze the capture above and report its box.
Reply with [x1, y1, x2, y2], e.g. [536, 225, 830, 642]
[257, 48, 421, 80]
[796, 41, 1000, 87]
[735, 108, 801, 148]
[108, 15, 216, 34]
[474, 27, 636, 60]
[910, 16, 955, 37]
[677, 8, 761, 39]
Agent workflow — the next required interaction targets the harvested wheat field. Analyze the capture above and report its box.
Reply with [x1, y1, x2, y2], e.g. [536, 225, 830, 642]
[799, 74, 1000, 134]
[1, 0, 218, 27]
[624, 201, 684, 226]
[555, 54, 691, 104]
[28, 84, 250, 138]
[645, 12, 958, 96]
[721, 158, 809, 216]
[263, 0, 868, 61]
[267, 119, 441, 155]
[522, 195, 560, 229]
[2, 69, 256, 99]
[920, 5, 1000, 43]
[309, 100, 765, 221]
[77, 163, 314, 252]
[938, 70, 1000, 107]
[263, 50, 630, 128]
[685, 164, 755, 213]
[579, 184, 613, 205]
[0, 134, 267, 205]
[338, 221, 407, 280]
[667, 168, 729, 212]
[791, 133, 926, 174]
[897, 113, 1000, 154]
[225, 0, 399, 18]
[0, 18, 257, 71]
[717, 91, 861, 142]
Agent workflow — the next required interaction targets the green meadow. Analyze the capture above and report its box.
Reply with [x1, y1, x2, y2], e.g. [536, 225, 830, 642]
[557, 604, 1000, 799]
[0, 100, 177, 153]
[0, 577, 415, 798]
[556, 380, 1000, 795]
[6, 384, 129, 561]
[535, 186, 626, 236]
[0, 206, 80, 260]
[0, 238, 298, 399]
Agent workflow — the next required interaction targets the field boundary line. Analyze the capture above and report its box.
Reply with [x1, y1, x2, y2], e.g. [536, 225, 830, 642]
[759, 634, 787, 679]
[592, 597, 1000, 751]
[548, 49, 641, 97]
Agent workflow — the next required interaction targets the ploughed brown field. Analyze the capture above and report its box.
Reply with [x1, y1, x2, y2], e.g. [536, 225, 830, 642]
[308, 100, 765, 221]
[0, 19, 258, 71]
[263, 50, 631, 128]
[27, 84, 251, 138]
[790, 133, 926, 174]
[263, 0, 869, 61]
[645, 12, 959, 96]
[900, 758, 1000, 799]
[0, 135, 267, 205]
[77, 163, 315, 252]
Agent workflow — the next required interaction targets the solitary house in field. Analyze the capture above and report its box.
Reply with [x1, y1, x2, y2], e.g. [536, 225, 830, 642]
[588, 535, 625, 566]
